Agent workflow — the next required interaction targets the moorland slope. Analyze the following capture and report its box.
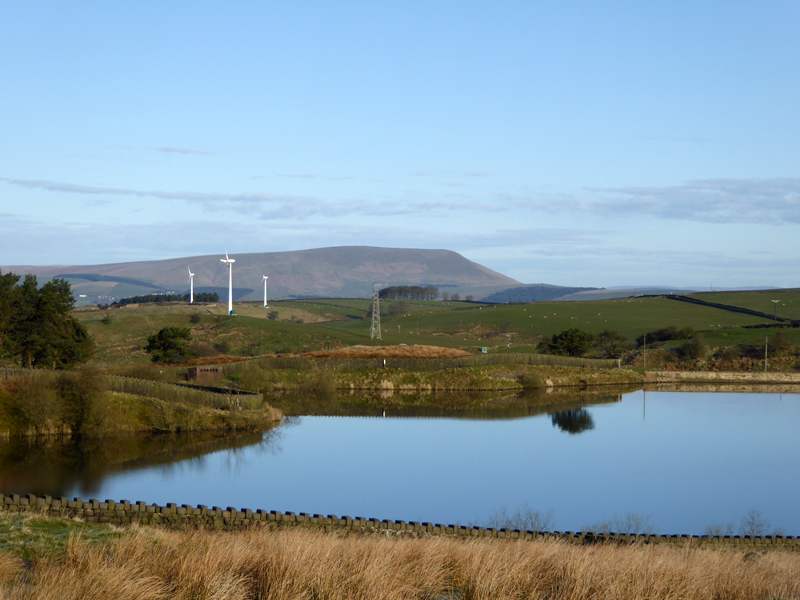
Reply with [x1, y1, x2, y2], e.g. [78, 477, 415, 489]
[3, 246, 520, 305]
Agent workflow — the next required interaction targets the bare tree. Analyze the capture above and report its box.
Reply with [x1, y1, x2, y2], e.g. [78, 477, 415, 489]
[704, 522, 734, 536]
[740, 508, 769, 537]
[582, 512, 655, 534]
[485, 504, 555, 531]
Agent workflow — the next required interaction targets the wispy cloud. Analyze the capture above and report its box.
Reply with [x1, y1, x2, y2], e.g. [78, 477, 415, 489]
[5, 175, 800, 225]
[2, 177, 319, 211]
[0, 177, 511, 220]
[277, 173, 320, 179]
[275, 173, 357, 182]
[156, 147, 214, 155]
[505, 178, 800, 225]
[411, 170, 492, 178]
[590, 178, 800, 224]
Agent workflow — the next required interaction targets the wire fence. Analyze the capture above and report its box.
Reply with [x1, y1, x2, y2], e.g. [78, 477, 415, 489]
[0, 368, 262, 410]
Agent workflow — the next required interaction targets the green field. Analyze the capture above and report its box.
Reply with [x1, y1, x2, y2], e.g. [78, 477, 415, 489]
[69, 290, 800, 369]
[689, 289, 800, 321]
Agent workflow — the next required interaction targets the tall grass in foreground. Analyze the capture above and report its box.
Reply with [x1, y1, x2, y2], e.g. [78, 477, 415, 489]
[1, 526, 799, 599]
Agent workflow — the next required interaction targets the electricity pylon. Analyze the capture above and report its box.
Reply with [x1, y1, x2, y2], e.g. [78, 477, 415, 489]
[370, 281, 382, 340]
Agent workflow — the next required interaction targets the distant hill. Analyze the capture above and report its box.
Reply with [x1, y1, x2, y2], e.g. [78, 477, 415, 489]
[3, 246, 521, 306]
[482, 284, 600, 304]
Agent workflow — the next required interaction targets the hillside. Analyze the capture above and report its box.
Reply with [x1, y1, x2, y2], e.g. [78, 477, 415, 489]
[482, 284, 600, 304]
[3, 246, 520, 306]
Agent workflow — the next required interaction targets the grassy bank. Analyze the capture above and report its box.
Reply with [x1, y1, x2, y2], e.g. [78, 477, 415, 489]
[0, 514, 797, 599]
[333, 364, 642, 392]
[231, 359, 643, 396]
[0, 369, 281, 437]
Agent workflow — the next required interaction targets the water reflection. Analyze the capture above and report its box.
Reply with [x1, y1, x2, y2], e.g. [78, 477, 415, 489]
[0, 430, 277, 498]
[267, 385, 631, 421]
[550, 409, 595, 435]
[1, 387, 799, 534]
[0, 387, 624, 498]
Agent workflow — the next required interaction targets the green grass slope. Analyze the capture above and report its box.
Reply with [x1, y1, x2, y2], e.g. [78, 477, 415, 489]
[69, 290, 800, 370]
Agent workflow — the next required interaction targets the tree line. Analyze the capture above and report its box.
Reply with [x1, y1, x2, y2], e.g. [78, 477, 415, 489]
[0, 271, 94, 369]
[379, 285, 439, 301]
[108, 292, 219, 307]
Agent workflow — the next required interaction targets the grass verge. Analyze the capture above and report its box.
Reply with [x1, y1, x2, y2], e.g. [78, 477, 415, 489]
[0, 516, 798, 599]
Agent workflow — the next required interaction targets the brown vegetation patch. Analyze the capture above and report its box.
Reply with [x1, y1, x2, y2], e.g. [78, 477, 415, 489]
[214, 331, 246, 338]
[9, 526, 800, 599]
[183, 355, 254, 366]
[304, 344, 471, 359]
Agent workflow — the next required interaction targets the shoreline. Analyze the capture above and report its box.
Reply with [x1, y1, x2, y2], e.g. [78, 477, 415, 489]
[645, 370, 800, 384]
[2, 493, 798, 548]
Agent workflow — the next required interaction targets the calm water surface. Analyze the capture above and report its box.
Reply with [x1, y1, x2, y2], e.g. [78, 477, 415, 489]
[2, 390, 799, 534]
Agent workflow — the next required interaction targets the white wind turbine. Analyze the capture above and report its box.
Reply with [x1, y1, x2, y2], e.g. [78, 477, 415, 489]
[187, 267, 195, 304]
[262, 275, 269, 308]
[220, 252, 235, 314]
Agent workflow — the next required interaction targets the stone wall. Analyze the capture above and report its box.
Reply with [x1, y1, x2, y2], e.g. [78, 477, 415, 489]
[647, 371, 800, 384]
[2, 493, 798, 550]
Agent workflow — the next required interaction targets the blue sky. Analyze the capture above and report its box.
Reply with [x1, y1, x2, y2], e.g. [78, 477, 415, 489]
[2, 1, 799, 288]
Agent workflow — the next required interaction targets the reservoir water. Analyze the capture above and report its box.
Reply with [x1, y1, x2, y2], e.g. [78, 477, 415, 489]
[2, 389, 798, 535]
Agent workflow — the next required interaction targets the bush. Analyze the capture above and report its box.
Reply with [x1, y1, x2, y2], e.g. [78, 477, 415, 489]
[0, 377, 61, 435]
[770, 331, 795, 357]
[517, 372, 545, 389]
[596, 329, 629, 358]
[637, 326, 695, 347]
[710, 346, 745, 370]
[213, 340, 231, 354]
[678, 334, 709, 360]
[57, 368, 107, 437]
[237, 364, 279, 393]
[298, 369, 336, 396]
[144, 327, 195, 364]
[548, 328, 595, 357]
[139, 398, 196, 433]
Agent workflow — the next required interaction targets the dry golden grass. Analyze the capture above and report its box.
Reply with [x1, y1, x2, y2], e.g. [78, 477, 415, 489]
[305, 344, 470, 359]
[1, 526, 799, 599]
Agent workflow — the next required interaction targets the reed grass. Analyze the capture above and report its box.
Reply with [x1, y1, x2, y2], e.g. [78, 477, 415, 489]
[1, 524, 798, 599]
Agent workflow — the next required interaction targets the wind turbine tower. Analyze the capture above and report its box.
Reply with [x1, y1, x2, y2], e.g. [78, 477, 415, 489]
[220, 253, 236, 315]
[187, 267, 195, 304]
[263, 275, 269, 308]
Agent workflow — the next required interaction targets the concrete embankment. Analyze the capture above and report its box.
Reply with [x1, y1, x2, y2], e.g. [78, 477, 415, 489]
[3, 493, 798, 550]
